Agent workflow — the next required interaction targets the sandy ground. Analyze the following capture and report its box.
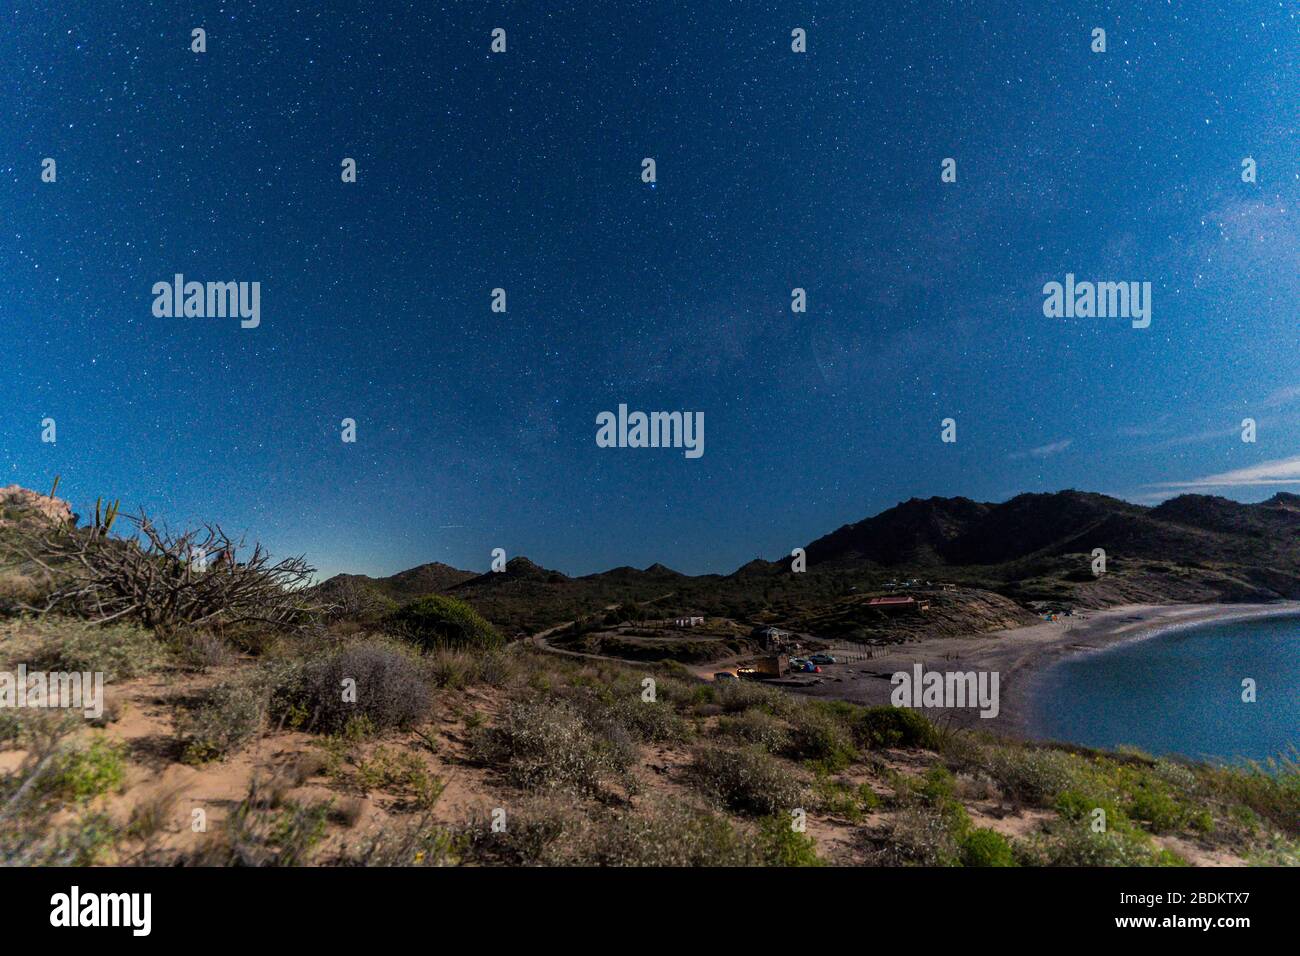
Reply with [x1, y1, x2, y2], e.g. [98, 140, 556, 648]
[788, 601, 1300, 741]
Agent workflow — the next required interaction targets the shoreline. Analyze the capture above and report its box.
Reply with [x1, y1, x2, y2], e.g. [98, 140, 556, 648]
[790, 600, 1300, 741]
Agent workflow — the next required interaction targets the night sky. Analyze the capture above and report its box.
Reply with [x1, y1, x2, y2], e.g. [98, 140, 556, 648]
[2, 2, 1297, 580]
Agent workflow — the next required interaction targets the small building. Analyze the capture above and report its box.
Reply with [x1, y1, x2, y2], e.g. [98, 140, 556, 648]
[866, 595, 930, 615]
[737, 655, 787, 680]
[751, 625, 792, 650]
[672, 616, 705, 628]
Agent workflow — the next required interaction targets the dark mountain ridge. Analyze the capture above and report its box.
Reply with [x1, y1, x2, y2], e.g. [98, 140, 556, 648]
[315, 489, 1300, 633]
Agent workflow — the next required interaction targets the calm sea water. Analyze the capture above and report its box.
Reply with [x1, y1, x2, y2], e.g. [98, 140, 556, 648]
[1028, 613, 1300, 763]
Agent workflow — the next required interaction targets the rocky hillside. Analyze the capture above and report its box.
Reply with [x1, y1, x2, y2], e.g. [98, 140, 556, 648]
[0, 485, 72, 529]
[306, 488, 1300, 637]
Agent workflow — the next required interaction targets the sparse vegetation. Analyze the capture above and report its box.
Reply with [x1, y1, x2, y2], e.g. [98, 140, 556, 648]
[0, 483, 1296, 869]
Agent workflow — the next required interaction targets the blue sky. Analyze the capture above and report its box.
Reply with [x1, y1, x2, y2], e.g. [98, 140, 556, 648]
[1, 1, 1297, 579]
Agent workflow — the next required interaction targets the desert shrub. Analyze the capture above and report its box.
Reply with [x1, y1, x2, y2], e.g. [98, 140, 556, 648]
[715, 680, 790, 716]
[648, 673, 709, 708]
[1055, 788, 1123, 828]
[2, 617, 168, 682]
[16, 513, 320, 635]
[689, 745, 802, 816]
[195, 781, 330, 866]
[915, 765, 959, 806]
[353, 746, 444, 809]
[1021, 820, 1185, 867]
[1198, 753, 1300, 839]
[274, 641, 432, 735]
[575, 800, 764, 866]
[785, 706, 857, 770]
[340, 816, 465, 866]
[426, 648, 475, 689]
[810, 772, 880, 822]
[40, 738, 126, 802]
[854, 706, 937, 750]
[0, 810, 117, 866]
[598, 695, 691, 744]
[1124, 780, 1188, 834]
[960, 828, 1016, 867]
[867, 807, 964, 866]
[717, 710, 790, 752]
[984, 746, 1081, 805]
[387, 595, 502, 652]
[456, 799, 579, 865]
[476, 649, 515, 687]
[176, 630, 237, 671]
[473, 699, 632, 795]
[127, 786, 184, 842]
[0, 713, 123, 864]
[756, 813, 823, 866]
[177, 674, 270, 763]
[0, 570, 46, 611]
[319, 578, 396, 622]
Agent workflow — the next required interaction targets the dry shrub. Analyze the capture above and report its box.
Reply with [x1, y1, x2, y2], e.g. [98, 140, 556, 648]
[688, 745, 802, 816]
[275, 640, 433, 735]
[473, 698, 634, 795]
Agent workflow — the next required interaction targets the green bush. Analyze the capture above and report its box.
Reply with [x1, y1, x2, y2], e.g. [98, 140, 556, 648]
[960, 828, 1016, 867]
[41, 738, 126, 802]
[854, 706, 937, 750]
[1026, 821, 1185, 867]
[870, 807, 964, 866]
[717, 710, 790, 752]
[756, 814, 823, 866]
[1125, 782, 1187, 834]
[785, 706, 857, 771]
[985, 746, 1080, 805]
[387, 595, 502, 652]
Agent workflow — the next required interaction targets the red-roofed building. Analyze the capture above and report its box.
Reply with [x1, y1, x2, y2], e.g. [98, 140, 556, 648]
[866, 595, 930, 614]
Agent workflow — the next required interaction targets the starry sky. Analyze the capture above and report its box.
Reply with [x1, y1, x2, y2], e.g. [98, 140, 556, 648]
[1, 1, 1298, 580]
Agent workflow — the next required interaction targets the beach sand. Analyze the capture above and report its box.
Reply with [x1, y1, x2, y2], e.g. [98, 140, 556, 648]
[790, 601, 1300, 741]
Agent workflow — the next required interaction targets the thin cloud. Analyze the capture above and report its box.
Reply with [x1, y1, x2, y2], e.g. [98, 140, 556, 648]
[1263, 384, 1300, 409]
[1010, 438, 1072, 460]
[1147, 455, 1300, 494]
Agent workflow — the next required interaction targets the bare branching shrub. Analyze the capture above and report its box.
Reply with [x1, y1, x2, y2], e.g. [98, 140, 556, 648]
[317, 577, 394, 622]
[15, 511, 320, 635]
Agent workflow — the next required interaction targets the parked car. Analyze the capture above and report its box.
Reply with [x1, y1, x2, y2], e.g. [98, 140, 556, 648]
[808, 653, 836, 665]
[713, 672, 739, 683]
[789, 657, 809, 669]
